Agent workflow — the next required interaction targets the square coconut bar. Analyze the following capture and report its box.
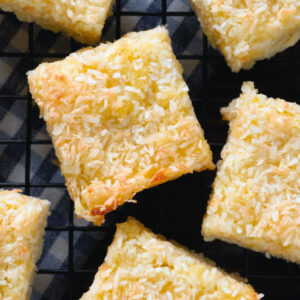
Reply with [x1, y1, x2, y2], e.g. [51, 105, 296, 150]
[189, 0, 300, 72]
[0, 0, 114, 44]
[202, 82, 300, 264]
[80, 217, 261, 300]
[28, 26, 214, 226]
[0, 190, 50, 300]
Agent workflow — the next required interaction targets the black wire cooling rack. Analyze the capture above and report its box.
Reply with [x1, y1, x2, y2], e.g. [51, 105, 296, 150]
[0, 0, 300, 299]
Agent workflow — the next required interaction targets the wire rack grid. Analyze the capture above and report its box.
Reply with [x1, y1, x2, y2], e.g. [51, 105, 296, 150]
[0, 0, 300, 299]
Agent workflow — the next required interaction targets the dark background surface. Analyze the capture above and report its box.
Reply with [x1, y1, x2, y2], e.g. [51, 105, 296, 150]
[0, 0, 299, 299]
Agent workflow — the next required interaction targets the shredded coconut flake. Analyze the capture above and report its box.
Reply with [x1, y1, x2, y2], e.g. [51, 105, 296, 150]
[0, 190, 49, 299]
[28, 26, 214, 226]
[189, 0, 300, 71]
[0, 0, 114, 44]
[203, 81, 300, 264]
[80, 218, 260, 299]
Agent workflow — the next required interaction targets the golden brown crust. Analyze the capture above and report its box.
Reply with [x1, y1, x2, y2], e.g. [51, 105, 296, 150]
[0, 190, 50, 300]
[28, 26, 214, 226]
[202, 82, 300, 264]
[189, 0, 300, 72]
[0, 0, 114, 44]
[80, 217, 261, 300]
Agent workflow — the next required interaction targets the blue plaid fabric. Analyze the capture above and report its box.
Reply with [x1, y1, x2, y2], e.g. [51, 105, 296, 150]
[1, 0, 300, 299]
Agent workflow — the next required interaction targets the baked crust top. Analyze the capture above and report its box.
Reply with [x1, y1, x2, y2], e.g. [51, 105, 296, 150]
[202, 82, 300, 264]
[28, 27, 214, 225]
[189, 0, 300, 72]
[81, 217, 260, 299]
[0, 190, 50, 300]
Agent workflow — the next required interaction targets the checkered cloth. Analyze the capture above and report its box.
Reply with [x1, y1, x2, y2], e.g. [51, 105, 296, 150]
[0, 0, 205, 299]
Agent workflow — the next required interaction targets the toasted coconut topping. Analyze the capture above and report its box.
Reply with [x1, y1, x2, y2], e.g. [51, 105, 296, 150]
[0, 0, 114, 44]
[28, 26, 214, 226]
[0, 190, 49, 300]
[80, 217, 261, 300]
[189, 0, 300, 72]
[202, 82, 300, 264]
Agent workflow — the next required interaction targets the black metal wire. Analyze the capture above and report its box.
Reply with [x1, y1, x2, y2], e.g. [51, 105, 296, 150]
[68, 197, 74, 300]
[24, 23, 33, 195]
[115, 0, 121, 39]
